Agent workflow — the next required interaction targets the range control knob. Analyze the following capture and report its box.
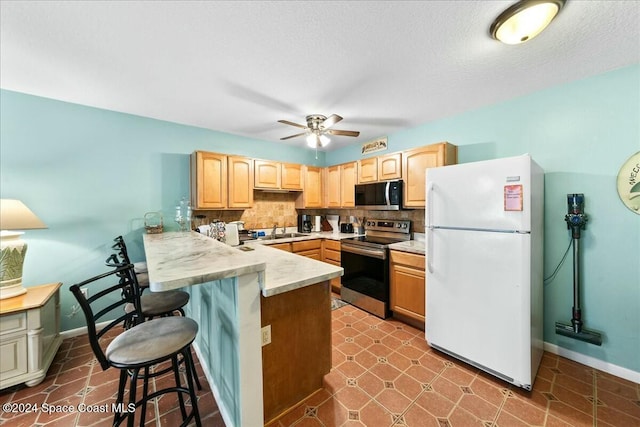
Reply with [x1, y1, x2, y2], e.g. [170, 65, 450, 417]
[402, 223, 408, 229]
[396, 223, 402, 228]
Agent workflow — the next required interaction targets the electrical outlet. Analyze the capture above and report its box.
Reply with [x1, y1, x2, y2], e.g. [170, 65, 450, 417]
[81, 287, 88, 299]
[261, 325, 271, 346]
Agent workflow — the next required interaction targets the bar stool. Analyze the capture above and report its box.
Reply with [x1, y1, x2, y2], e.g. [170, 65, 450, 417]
[70, 264, 202, 427]
[108, 237, 202, 390]
[110, 236, 190, 318]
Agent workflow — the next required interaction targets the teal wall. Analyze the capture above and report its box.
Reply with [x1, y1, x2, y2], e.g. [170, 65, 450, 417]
[1, 63, 638, 373]
[328, 64, 640, 374]
[0, 90, 322, 331]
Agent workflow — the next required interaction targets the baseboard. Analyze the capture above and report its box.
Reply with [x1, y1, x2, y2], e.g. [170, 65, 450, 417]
[60, 321, 112, 339]
[544, 341, 640, 384]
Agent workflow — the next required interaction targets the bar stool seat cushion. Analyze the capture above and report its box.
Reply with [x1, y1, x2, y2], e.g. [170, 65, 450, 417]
[106, 317, 198, 367]
[136, 272, 149, 288]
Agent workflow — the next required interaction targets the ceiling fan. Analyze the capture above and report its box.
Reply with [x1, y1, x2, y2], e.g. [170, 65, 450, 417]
[278, 114, 360, 148]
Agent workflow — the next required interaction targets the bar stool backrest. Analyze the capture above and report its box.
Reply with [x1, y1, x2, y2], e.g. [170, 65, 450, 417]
[69, 264, 143, 371]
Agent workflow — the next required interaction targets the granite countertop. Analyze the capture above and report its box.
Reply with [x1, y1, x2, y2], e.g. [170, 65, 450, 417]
[388, 240, 426, 255]
[143, 231, 343, 297]
[241, 242, 343, 296]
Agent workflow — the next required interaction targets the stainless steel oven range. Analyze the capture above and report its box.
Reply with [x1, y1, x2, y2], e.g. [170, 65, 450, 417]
[340, 219, 411, 318]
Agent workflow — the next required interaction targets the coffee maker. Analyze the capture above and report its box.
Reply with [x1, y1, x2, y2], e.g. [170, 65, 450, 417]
[297, 214, 313, 233]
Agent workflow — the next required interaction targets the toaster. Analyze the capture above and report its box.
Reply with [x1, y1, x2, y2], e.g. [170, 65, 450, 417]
[340, 223, 354, 233]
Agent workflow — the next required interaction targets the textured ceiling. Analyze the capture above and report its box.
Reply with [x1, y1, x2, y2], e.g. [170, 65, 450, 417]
[1, 1, 638, 151]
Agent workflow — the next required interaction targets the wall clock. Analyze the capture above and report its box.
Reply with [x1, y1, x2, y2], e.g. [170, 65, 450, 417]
[617, 151, 640, 214]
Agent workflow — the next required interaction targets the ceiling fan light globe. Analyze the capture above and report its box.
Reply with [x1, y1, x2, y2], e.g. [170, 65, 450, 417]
[306, 134, 315, 147]
[319, 134, 331, 147]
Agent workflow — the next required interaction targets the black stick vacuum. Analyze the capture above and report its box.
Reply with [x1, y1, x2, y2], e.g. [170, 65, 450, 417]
[555, 194, 603, 346]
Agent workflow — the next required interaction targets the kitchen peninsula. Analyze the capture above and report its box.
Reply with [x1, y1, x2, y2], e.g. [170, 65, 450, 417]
[143, 231, 343, 426]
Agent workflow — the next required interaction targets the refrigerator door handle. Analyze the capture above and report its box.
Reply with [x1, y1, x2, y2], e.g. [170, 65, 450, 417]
[427, 182, 434, 273]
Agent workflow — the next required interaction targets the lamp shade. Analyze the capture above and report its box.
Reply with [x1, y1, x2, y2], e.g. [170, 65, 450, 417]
[0, 199, 47, 231]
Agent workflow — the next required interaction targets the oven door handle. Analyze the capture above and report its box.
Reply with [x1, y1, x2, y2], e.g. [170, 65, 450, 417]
[341, 244, 387, 260]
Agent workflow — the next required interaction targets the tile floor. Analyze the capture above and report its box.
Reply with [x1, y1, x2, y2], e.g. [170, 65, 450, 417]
[1, 303, 639, 426]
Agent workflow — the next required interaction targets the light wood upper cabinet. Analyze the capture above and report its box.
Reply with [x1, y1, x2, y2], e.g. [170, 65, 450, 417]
[358, 157, 378, 183]
[191, 151, 253, 210]
[358, 153, 402, 183]
[390, 250, 426, 329]
[296, 165, 323, 208]
[325, 166, 341, 208]
[281, 163, 303, 190]
[227, 156, 253, 209]
[191, 151, 227, 209]
[340, 162, 357, 208]
[403, 142, 457, 208]
[254, 160, 281, 189]
[378, 153, 402, 181]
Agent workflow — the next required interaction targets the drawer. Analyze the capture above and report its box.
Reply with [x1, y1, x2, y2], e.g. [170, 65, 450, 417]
[0, 313, 27, 335]
[324, 258, 340, 267]
[292, 239, 321, 252]
[390, 250, 425, 270]
[269, 242, 292, 252]
[296, 249, 321, 260]
[323, 248, 341, 262]
[323, 239, 341, 251]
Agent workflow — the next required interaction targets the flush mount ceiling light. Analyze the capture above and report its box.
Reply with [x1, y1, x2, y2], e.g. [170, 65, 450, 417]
[490, 0, 566, 45]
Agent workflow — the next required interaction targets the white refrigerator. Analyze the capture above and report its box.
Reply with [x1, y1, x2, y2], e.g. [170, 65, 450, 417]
[425, 154, 544, 390]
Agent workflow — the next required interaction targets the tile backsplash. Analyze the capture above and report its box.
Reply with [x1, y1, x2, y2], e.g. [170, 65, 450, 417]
[194, 192, 426, 234]
[193, 192, 299, 230]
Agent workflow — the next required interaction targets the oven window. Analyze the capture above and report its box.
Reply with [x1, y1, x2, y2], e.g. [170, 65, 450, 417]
[341, 249, 388, 301]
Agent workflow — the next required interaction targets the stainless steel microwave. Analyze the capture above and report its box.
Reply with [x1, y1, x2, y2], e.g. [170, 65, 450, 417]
[355, 180, 403, 210]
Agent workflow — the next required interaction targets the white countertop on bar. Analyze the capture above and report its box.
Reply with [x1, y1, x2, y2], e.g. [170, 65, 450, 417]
[143, 231, 343, 297]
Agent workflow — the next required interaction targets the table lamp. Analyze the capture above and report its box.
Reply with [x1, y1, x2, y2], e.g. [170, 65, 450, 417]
[0, 199, 47, 299]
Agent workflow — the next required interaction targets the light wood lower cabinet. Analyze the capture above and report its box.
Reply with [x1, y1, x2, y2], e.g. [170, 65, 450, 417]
[389, 251, 426, 329]
[268, 242, 292, 252]
[322, 240, 341, 292]
[0, 283, 62, 390]
[292, 240, 321, 260]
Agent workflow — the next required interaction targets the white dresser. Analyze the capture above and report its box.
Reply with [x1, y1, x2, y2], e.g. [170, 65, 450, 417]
[0, 282, 62, 389]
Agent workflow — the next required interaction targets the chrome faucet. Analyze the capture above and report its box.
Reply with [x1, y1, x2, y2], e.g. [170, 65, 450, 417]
[271, 223, 277, 238]
[281, 225, 286, 234]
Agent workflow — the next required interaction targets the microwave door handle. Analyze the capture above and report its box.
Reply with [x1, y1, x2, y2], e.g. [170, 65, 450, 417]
[384, 181, 391, 207]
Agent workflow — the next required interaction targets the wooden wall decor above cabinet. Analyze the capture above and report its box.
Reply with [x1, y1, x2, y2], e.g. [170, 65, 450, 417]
[403, 142, 457, 208]
[295, 166, 323, 208]
[358, 153, 402, 184]
[254, 160, 303, 191]
[191, 151, 253, 210]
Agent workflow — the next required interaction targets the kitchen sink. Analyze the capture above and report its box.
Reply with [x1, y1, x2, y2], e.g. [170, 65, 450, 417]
[260, 232, 309, 240]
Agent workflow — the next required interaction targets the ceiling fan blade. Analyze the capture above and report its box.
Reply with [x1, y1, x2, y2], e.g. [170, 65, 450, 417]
[326, 129, 360, 137]
[280, 132, 308, 140]
[322, 114, 343, 129]
[278, 119, 308, 129]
